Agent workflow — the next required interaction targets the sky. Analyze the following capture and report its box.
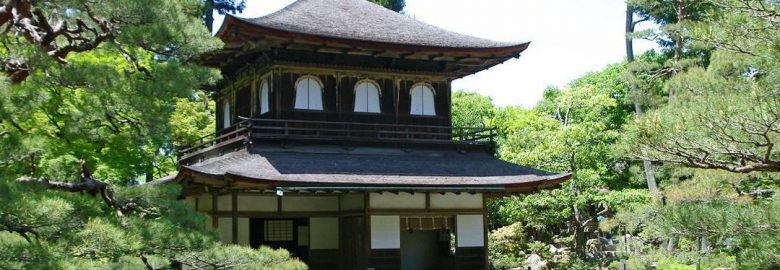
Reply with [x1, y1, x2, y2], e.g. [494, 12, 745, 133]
[213, 0, 657, 107]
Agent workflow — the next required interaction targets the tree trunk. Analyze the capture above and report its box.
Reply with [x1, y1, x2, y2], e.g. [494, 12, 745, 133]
[666, 237, 676, 251]
[670, 0, 686, 100]
[626, 5, 660, 198]
[572, 205, 587, 259]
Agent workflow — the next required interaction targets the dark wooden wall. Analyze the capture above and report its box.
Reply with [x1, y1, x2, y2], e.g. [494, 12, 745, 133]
[367, 249, 401, 270]
[455, 247, 486, 270]
[219, 68, 453, 131]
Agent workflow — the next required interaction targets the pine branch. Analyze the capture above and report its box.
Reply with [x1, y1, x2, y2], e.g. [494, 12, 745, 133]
[0, 0, 115, 83]
[15, 159, 157, 227]
[0, 215, 38, 243]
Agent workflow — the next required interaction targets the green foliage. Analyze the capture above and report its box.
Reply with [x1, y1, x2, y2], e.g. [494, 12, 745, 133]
[0, 1, 305, 269]
[478, 61, 654, 264]
[526, 241, 554, 261]
[177, 245, 307, 269]
[654, 199, 780, 268]
[0, 176, 306, 269]
[628, 0, 714, 57]
[1, 0, 223, 182]
[613, 2, 780, 269]
[170, 92, 216, 146]
[488, 222, 527, 270]
[451, 90, 496, 128]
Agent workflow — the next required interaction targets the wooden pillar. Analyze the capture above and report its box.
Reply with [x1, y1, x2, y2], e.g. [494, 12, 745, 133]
[425, 192, 431, 211]
[394, 78, 400, 124]
[363, 192, 371, 270]
[232, 190, 238, 244]
[482, 193, 489, 270]
[250, 78, 257, 117]
[274, 69, 281, 118]
[447, 80, 453, 127]
[211, 192, 218, 229]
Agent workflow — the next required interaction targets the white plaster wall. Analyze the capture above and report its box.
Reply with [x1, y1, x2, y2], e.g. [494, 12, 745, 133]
[282, 196, 338, 212]
[218, 217, 233, 244]
[216, 218, 249, 245]
[370, 215, 400, 249]
[456, 215, 484, 247]
[310, 217, 339, 250]
[340, 194, 364, 210]
[218, 195, 232, 211]
[298, 226, 309, 246]
[196, 194, 212, 212]
[430, 193, 483, 209]
[370, 193, 425, 209]
[237, 195, 277, 212]
[237, 218, 250, 246]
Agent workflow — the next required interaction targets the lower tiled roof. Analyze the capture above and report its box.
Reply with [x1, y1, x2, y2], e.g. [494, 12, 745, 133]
[173, 144, 568, 191]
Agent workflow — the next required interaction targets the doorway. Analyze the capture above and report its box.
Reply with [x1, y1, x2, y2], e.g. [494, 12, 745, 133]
[399, 216, 456, 270]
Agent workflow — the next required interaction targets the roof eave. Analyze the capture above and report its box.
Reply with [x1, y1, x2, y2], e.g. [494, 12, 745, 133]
[171, 166, 571, 195]
[219, 15, 531, 56]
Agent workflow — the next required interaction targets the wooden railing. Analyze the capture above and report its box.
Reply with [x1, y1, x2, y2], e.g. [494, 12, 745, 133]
[178, 120, 251, 158]
[177, 118, 496, 159]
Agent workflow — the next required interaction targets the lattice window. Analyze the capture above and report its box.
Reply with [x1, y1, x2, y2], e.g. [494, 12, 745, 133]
[264, 220, 293, 241]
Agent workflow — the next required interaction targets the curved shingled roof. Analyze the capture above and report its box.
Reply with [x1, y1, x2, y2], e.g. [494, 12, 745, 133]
[221, 0, 525, 49]
[173, 145, 570, 193]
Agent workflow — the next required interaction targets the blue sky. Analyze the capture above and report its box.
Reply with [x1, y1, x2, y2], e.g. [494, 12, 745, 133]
[213, 0, 657, 107]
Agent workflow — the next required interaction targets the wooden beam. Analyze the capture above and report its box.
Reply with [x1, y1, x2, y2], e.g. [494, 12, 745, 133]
[211, 210, 363, 218]
[369, 208, 483, 215]
[425, 192, 431, 211]
[211, 192, 219, 229]
[482, 193, 489, 270]
[232, 190, 238, 244]
[364, 192, 371, 270]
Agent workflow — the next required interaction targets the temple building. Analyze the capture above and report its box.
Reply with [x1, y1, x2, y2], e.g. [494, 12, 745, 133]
[165, 0, 570, 269]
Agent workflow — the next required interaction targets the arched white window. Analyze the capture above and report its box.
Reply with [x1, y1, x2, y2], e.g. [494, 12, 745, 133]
[222, 100, 231, 127]
[294, 76, 323, 110]
[354, 80, 381, 113]
[410, 84, 436, 116]
[259, 79, 270, 115]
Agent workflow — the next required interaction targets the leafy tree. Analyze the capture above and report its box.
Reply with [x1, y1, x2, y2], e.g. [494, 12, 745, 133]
[451, 90, 496, 128]
[618, 1, 780, 268]
[0, 0, 221, 83]
[627, 1, 780, 173]
[203, 0, 247, 32]
[0, 0, 303, 268]
[494, 82, 650, 259]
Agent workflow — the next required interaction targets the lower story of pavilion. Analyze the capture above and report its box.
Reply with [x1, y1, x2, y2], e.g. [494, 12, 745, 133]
[165, 144, 570, 270]
[185, 190, 494, 270]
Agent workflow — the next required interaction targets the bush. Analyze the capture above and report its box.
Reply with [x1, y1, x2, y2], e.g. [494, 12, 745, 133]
[489, 222, 526, 270]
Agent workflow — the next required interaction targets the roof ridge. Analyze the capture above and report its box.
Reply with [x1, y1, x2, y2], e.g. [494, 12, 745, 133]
[224, 0, 526, 49]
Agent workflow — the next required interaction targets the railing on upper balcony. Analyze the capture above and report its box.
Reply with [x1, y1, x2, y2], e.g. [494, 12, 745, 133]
[177, 120, 252, 158]
[177, 117, 496, 160]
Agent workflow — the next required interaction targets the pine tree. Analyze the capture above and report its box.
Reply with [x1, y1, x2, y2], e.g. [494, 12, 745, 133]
[0, 0, 304, 268]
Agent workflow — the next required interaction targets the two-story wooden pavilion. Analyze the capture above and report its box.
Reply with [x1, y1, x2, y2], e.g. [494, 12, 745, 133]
[162, 0, 570, 269]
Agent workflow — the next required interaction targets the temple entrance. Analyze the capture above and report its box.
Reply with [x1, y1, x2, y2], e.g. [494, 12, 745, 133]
[400, 216, 456, 270]
[249, 218, 309, 262]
